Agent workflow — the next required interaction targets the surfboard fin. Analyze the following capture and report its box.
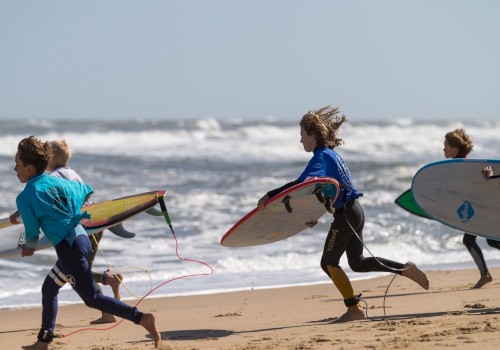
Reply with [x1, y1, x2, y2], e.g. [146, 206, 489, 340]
[313, 185, 326, 203]
[324, 197, 334, 214]
[145, 206, 163, 216]
[108, 223, 136, 239]
[313, 185, 334, 213]
[281, 195, 293, 213]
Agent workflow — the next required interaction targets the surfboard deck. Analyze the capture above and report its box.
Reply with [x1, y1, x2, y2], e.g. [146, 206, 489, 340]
[412, 159, 500, 240]
[394, 188, 431, 219]
[221, 178, 339, 247]
[0, 190, 165, 259]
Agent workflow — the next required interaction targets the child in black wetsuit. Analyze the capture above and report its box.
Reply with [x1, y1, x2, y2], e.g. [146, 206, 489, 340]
[258, 106, 429, 323]
[444, 128, 500, 289]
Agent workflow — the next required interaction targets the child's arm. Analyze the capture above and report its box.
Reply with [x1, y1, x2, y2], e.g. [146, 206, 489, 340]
[258, 180, 301, 210]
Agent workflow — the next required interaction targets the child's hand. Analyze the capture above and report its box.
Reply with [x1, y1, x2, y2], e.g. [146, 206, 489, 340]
[257, 194, 269, 210]
[482, 166, 493, 180]
[9, 211, 20, 224]
[21, 246, 35, 257]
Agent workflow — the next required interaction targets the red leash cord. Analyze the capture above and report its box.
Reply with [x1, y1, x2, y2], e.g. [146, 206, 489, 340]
[59, 196, 213, 338]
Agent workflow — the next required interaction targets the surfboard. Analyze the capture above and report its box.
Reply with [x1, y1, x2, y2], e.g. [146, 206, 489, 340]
[0, 190, 165, 259]
[394, 188, 431, 219]
[412, 159, 500, 240]
[221, 178, 340, 247]
[0, 217, 14, 229]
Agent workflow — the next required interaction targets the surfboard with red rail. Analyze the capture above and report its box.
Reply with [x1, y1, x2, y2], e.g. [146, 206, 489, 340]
[221, 178, 340, 247]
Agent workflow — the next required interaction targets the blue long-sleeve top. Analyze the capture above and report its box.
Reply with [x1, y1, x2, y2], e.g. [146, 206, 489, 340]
[268, 147, 362, 208]
[16, 174, 94, 249]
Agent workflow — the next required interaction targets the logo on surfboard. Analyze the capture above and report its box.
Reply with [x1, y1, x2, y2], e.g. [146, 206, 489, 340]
[457, 200, 475, 223]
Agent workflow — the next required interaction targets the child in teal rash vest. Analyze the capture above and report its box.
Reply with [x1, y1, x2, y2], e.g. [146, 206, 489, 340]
[258, 106, 429, 323]
[14, 136, 162, 350]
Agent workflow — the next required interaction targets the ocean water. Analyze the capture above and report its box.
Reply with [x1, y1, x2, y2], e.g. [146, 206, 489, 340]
[1, 118, 499, 310]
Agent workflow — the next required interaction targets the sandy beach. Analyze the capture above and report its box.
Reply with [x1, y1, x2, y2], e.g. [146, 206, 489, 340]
[2, 267, 500, 350]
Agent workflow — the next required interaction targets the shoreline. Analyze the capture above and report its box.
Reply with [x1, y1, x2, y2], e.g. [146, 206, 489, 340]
[3, 267, 500, 349]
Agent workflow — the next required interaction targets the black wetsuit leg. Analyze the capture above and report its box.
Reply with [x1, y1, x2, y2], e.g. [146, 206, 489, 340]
[486, 238, 500, 250]
[463, 233, 489, 275]
[321, 200, 404, 275]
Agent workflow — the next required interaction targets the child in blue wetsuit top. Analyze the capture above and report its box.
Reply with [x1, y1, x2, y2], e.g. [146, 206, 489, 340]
[257, 106, 429, 323]
[14, 136, 162, 350]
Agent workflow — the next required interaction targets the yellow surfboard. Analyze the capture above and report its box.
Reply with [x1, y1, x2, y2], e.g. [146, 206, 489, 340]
[0, 190, 165, 259]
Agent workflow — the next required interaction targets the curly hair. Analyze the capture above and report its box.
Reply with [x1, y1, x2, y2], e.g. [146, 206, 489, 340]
[445, 128, 474, 158]
[17, 136, 52, 174]
[299, 105, 347, 148]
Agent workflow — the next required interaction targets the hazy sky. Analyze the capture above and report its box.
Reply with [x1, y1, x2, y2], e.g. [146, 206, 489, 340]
[1, 1, 499, 121]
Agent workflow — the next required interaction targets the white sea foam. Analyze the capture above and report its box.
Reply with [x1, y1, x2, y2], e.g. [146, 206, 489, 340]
[0, 118, 499, 310]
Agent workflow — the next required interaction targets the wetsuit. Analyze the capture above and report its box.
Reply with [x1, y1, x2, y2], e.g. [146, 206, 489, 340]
[267, 147, 406, 306]
[17, 174, 143, 344]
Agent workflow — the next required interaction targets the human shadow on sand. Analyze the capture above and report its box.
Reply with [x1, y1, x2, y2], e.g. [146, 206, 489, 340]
[153, 306, 500, 341]
[155, 323, 316, 341]
[307, 307, 500, 324]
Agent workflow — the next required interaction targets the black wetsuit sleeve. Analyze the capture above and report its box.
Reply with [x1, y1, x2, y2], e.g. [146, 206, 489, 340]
[266, 180, 301, 198]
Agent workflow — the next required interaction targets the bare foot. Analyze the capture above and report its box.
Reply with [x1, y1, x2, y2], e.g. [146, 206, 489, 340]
[472, 273, 493, 289]
[140, 313, 162, 348]
[333, 305, 365, 323]
[105, 273, 123, 300]
[22, 341, 49, 350]
[402, 262, 429, 290]
[90, 312, 117, 324]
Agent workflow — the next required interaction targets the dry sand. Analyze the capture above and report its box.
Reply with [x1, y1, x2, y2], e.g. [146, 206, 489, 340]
[2, 267, 500, 349]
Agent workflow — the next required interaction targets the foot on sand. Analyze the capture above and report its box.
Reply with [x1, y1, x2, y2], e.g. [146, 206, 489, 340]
[105, 273, 123, 300]
[402, 262, 429, 290]
[22, 341, 49, 350]
[90, 312, 117, 324]
[472, 273, 493, 289]
[140, 313, 162, 348]
[333, 305, 366, 323]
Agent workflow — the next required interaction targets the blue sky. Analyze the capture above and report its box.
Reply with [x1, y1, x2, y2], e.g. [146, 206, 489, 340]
[1, 1, 499, 121]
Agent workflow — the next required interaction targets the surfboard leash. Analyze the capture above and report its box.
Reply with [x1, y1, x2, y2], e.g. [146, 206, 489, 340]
[57, 193, 214, 339]
[131, 194, 214, 306]
[341, 209, 411, 321]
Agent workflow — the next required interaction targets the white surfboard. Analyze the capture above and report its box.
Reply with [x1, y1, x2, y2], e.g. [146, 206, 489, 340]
[412, 159, 500, 240]
[0, 190, 165, 259]
[221, 178, 340, 247]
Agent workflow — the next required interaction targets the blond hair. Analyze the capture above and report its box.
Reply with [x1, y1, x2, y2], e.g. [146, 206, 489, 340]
[445, 128, 473, 158]
[49, 140, 72, 167]
[300, 105, 347, 148]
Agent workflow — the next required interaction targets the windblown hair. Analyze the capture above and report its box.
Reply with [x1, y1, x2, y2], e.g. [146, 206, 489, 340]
[445, 128, 474, 158]
[17, 136, 52, 174]
[50, 140, 72, 167]
[300, 105, 347, 148]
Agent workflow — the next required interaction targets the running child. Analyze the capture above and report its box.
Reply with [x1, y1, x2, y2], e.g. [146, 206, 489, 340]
[14, 136, 161, 350]
[444, 129, 500, 288]
[257, 106, 429, 323]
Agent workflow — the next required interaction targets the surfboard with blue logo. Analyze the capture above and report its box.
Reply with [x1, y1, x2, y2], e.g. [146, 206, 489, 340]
[412, 159, 500, 240]
[221, 178, 340, 247]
